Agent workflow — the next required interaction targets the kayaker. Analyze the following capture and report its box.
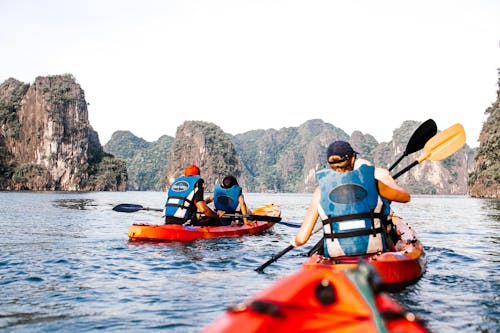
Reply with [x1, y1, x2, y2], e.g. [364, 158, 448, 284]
[290, 140, 410, 257]
[164, 164, 221, 226]
[204, 175, 250, 226]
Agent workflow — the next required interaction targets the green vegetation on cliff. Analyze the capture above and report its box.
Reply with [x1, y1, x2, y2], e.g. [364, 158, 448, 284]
[469, 70, 500, 198]
[104, 131, 173, 190]
[0, 79, 29, 140]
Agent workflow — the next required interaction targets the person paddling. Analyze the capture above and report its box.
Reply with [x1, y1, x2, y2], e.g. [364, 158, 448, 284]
[290, 140, 410, 257]
[205, 175, 250, 226]
[164, 164, 220, 226]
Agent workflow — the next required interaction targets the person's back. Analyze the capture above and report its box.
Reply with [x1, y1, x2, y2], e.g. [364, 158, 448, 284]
[164, 164, 220, 225]
[214, 175, 241, 211]
[317, 163, 387, 256]
[291, 141, 410, 257]
[206, 175, 249, 225]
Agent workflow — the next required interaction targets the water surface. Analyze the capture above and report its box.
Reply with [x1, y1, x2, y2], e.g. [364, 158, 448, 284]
[0, 192, 498, 332]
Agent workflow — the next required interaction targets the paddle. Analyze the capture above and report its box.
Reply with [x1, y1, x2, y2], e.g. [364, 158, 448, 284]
[392, 123, 466, 179]
[222, 213, 301, 228]
[255, 123, 466, 273]
[112, 203, 298, 226]
[112, 203, 163, 213]
[255, 223, 323, 272]
[388, 119, 437, 171]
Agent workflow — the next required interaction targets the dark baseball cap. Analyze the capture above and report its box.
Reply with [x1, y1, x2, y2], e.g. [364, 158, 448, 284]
[326, 141, 358, 160]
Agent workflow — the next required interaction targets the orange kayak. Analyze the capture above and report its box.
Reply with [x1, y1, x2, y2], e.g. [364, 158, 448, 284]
[128, 221, 274, 242]
[303, 220, 426, 287]
[128, 202, 280, 242]
[202, 264, 431, 333]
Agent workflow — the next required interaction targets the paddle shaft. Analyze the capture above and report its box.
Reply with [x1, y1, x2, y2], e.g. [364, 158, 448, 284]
[392, 160, 418, 179]
[222, 213, 301, 228]
[388, 154, 406, 172]
[255, 222, 323, 272]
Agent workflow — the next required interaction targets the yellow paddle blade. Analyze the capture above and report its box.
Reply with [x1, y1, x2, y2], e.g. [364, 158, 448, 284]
[251, 202, 281, 217]
[417, 123, 466, 163]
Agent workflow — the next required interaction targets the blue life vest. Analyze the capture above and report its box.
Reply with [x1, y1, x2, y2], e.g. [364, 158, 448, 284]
[316, 164, 388, 257]
[213, 184, 241, 212]
[164, 175, 201, 221]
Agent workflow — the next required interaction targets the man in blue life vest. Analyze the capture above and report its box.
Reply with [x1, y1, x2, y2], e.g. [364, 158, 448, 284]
[290, 140, 410, 257]
[205, 175, 250, 226]
[164, 164, 221, 225]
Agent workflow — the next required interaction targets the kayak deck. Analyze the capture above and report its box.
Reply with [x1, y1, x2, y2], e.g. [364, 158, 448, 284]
[202, 264, 430, 333]
[303, 220, 426, 287]
[128, 221, 274, 242]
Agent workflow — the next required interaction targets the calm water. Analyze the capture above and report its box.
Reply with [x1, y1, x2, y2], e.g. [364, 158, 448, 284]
[0, 191, 498, 332]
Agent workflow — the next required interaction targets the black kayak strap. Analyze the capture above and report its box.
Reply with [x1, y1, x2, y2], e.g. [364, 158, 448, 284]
[324, 227, 384, 239]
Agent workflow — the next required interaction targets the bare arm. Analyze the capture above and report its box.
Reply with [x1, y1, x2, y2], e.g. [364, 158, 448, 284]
[239, 194, 249, 225]
[291, 187, 320, 247]
[204, 193, 214, 204]
[195, 200, 219, 219]
[375, 167, 411, 203]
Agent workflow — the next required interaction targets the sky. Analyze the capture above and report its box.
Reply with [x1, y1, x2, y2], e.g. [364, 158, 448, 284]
[1, 0, 499, 148]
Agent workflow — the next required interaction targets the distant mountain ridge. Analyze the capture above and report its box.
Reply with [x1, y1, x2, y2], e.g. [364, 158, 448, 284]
[105, 119, 475, 194]
[3, 74, 497, 196]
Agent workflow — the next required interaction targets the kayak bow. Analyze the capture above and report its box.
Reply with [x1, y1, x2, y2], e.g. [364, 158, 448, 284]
[202, 263, 431, 333]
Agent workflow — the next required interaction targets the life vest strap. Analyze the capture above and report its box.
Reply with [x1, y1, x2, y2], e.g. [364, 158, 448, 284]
[324, 227, 384, 239]
[165, 195, 193, 208]
[322, 212, 381, 224]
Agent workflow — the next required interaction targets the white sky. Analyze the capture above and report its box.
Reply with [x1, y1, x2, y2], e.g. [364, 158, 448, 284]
[1, 0, 499, 148]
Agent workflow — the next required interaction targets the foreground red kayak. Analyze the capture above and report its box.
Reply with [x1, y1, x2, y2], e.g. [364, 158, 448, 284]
[202, 264, 430, 333]
[303, 220, 426, 287]
[128, 221, 274, 242]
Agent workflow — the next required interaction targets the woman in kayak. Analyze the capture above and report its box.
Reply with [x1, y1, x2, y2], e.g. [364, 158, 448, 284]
[205, 175, 250, 226]
[164, 164, 221, 226]
[290, 141, 410, 257]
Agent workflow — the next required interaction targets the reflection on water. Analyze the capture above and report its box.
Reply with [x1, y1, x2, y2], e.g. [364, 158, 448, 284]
[52, 198, 96, 210]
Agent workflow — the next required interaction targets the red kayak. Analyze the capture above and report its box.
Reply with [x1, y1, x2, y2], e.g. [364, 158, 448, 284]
[303, 219, 426, 287]
[202, 264, 430, 333]
[127, 202, 280, 242]
[128, 221, 274, 242]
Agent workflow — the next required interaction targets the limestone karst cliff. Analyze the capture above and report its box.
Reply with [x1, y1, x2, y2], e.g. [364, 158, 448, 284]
[0, 75, 126, 191]
[468, 71, 500, 198]
[162, 121, 243, 192]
